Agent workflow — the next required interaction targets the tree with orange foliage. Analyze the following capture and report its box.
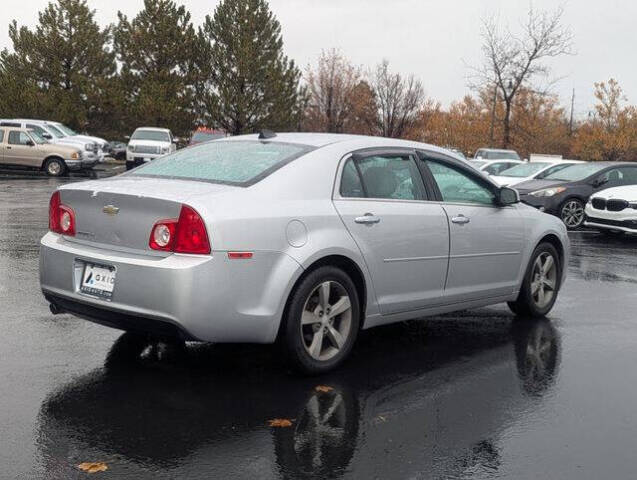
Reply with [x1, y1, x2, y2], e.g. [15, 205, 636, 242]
[572, 79, 637, 162]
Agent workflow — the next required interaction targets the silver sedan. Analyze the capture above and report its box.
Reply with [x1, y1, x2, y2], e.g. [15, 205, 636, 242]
[40, 133, 569, 373]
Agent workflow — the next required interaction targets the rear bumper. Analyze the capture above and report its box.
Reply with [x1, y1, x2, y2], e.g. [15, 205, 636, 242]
[39, 232, 303, 343]
[45, 292, 198, 340]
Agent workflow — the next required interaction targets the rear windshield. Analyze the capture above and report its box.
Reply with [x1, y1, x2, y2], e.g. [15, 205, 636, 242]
[499, 162, 550, 178]
[543, 163, 608, 182]
[130, 141, 313, 186]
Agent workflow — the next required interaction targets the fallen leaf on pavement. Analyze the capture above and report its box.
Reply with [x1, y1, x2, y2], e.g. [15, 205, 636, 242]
[315, 385, 334, 393]
[78, 462, 108, 473]
[268, 418, 293, 427]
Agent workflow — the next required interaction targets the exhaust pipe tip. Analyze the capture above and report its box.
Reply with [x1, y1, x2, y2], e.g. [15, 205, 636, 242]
[49, 303, 64, 315]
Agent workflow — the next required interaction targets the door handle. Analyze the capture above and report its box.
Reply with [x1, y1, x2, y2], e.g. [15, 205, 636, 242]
[355, 213, 380, 224]
[451, 214, 470, 225]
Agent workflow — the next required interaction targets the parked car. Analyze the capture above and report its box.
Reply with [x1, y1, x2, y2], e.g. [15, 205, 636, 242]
[107, 141, 127, 161]
[126, 127, 177, 170]
[490, 161, 582, 186]
[40, 133, 569, 374]
[473, 148, 521, 161]
[584, 185, 637, 235]
[0, 119, 101, 164]
[46, 121, 108, 162]
[0, 126, 93, 176]
[471, 158, 524, 176]
[189, 128, 226, 146]
[515, 162, 637, 229]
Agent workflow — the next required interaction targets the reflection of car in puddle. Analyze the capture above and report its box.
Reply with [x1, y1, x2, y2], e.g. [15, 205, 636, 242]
[37, 316, 560, 479]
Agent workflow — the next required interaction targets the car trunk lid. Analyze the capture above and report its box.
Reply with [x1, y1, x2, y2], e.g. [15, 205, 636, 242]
[58, 177, 236, 253]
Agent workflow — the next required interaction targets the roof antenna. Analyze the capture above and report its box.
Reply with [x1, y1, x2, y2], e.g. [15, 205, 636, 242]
[258, 129, 276, 140]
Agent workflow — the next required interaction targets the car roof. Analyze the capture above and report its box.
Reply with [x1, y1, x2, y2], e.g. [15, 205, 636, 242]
[220, 132, 462, 154]
[476, 148, 518, 153]
[134, 127, 171, 132]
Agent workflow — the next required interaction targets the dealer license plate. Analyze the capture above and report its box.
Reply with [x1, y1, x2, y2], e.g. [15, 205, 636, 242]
[80, 263, 116, 299]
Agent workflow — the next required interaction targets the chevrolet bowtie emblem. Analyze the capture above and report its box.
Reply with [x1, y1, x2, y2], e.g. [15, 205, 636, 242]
[102, 205, 120, 215]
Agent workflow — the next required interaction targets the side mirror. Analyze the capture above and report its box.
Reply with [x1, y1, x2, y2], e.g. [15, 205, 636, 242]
[124, 135, 131, 140]
[172, 137, 179, 144]
[26, 139, 35, 147]
[42, 132, 52, 140]
[497, 187, 519, 206]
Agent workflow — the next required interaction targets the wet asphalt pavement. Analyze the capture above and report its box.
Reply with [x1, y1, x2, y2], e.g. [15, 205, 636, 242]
[1, 176, 637, 480]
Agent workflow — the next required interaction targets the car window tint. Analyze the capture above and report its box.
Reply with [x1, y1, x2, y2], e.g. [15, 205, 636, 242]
[0, 130, 4, 143]
[428, 160, 496, 205]
[354, 155, 425, 200]
[131, 140, 312, 186]
[8, 131, 30, 145]
[340, 158, 365, 198]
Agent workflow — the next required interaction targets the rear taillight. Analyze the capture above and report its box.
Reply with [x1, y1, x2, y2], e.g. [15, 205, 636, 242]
[49, 191, 76, 236]
[149, 205, 210, 254]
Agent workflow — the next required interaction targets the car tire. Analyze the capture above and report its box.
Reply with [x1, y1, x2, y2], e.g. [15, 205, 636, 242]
[282, 266, 360, 375]
[559, 198, 585, 229]
[508, 242, 561, 318]
[44, 157, 67, 177]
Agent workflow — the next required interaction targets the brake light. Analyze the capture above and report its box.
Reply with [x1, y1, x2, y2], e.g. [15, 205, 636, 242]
[149, 205, 210, 254]
[49, 191, 76, 236]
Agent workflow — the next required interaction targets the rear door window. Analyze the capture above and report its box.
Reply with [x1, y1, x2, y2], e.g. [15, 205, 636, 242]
[347, 154, 427, 200]
[0, 129, 4, 143]
[130, 140, 313, 186]
[8, 131, 30, 145]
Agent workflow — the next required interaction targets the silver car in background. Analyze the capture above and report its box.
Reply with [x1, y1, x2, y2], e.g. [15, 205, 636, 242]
[40, 133, 569, 373]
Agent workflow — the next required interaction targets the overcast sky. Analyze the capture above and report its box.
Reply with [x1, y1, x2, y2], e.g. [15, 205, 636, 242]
[2, 0, 635, 117]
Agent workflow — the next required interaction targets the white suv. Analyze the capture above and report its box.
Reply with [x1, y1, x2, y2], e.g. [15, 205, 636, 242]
[46, 121, 108, 163]
[126, 127, 177, 170]
[0, 119, 102, 164]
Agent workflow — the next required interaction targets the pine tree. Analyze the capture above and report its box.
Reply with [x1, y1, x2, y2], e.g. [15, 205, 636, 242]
[202, 0, 303, 135]
[0, 0, 116, 134]
[114, 0, 203, 137]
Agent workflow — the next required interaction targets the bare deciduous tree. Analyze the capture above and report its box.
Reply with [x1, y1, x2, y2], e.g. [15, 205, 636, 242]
[372, 59, 425, 138]
[304, 49, 362, 133]
[472, 5, 573, 148]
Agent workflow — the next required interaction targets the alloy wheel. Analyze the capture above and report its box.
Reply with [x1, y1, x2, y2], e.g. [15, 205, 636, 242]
[300, 281, 352, 362]
[530, 252, 557, 309]
[47, 161, 61, 176]
[560, 200, 584, 228]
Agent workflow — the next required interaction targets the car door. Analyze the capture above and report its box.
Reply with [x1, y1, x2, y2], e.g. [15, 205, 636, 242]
[333, 149, 449, 315]
[418, 151, 524, 303]
[0, 129, 5, 164]
[5, 131, 41, 166]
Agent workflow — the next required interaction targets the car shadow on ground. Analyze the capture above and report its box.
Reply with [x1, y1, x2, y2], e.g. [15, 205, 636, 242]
[37, 312, 560, 479]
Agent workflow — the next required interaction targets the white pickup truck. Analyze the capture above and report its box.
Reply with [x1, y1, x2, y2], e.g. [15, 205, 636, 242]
[126, 127, 177, 170]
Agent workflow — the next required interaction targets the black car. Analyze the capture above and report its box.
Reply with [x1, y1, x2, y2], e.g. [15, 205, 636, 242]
[514, 162, 637, 229]
[107, 141, 127, 160]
